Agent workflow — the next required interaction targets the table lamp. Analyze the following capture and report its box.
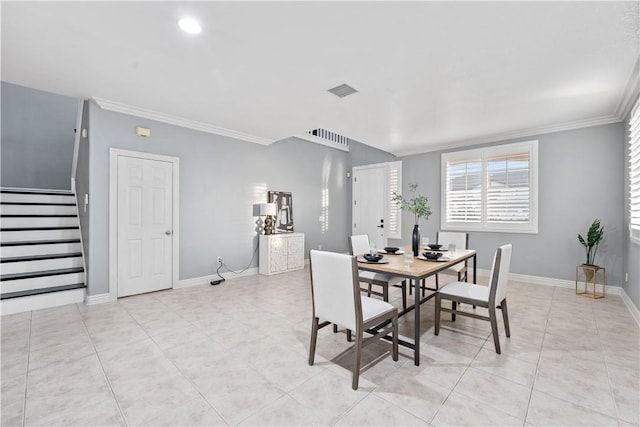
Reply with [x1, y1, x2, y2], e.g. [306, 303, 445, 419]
[260, 202, 277, 235]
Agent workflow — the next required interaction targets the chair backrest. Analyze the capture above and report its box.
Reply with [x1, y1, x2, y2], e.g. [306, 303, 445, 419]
[349, 234, 371, 256]
[309, 250, 361, 331]
[488, 244, 512, 304]
[437, 231, 469, 250]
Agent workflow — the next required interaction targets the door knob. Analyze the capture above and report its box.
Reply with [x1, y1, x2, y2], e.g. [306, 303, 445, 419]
[165, 230, 172, 235]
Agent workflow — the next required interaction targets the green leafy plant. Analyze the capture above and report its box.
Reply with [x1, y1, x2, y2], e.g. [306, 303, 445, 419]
[578, 219, 604, 266]
[392, 183, 432, 225]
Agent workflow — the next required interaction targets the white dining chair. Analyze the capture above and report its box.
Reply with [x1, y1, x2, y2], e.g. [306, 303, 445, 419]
[309, 250, 399, 390]
[349, 235, 407, 309]
[435, 231, 470, 286]
[434, 244, 512, 354]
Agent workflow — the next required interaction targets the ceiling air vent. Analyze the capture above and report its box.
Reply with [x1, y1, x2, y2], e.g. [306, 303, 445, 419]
[328, 83, 358, 98]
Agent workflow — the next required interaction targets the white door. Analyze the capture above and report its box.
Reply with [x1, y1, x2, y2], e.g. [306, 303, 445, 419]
[117, 155, 173, 297]
[353, 165, 386, 250]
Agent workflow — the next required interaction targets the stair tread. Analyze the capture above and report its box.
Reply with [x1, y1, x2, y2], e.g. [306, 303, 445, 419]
[1, 226, 79, 231]
[1, 214, 77, 217]
[1, 239, 81, 247]
[1, 283, 85, 300]
[1, 202, 76, 206]
[1, 252, 83, 263]
[1, 267, 84, 281]
[1, 189, 74, 196]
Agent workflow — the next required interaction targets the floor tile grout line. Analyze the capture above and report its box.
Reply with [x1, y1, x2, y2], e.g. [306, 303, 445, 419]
[119, 294, 233, 427]
[21, 310, 32, 427]
[591, 296, 625, 424]
[521, 282, 555, 426]
[425, 336, 485, 426]
[77, 302, 128, 426]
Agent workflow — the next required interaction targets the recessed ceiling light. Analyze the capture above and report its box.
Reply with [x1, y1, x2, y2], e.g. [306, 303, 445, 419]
[178, 17, 202, 35]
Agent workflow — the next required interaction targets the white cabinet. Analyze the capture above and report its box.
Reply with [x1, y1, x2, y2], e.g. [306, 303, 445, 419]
[259, 233, 305, 275]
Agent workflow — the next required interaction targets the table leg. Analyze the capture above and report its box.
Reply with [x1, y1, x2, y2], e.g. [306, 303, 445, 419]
[413, 277, 420, 366]
[473, 254, 477, 283]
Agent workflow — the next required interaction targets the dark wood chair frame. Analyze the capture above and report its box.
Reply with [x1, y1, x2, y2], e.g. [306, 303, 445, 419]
[434, 246, 511, 354]
[309, 253, 399, 390]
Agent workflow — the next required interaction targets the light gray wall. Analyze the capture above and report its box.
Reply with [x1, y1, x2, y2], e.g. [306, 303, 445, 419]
[87, 104, 353, 296]
[1, 82, 77, 190]
[76, 100, 91, 287]
[623, 108, 640, 309]
[391, 123, 626, 288]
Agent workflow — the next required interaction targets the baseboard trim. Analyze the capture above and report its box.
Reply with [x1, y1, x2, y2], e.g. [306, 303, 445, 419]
[176, 267, 259, 289]
[620, 287, 640, 326]
[85, 292, 111, 305]
[1, 288, 85, 315]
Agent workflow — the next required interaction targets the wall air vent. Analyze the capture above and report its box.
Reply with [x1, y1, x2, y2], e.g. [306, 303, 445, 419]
[308, 128, 349, 147]
[328, 83, 358, 98]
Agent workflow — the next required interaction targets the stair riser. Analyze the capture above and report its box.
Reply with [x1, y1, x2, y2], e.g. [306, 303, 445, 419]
[1, 217, 79, 228]
[1, 272, 85, 294]
[1, 242, 82, 258]
[1, 193, 75, 204]
[1, 288, 85, 315]
[1, 205, 77, 215]
[1, 229, 80, 242]
[1, 257, 83, 275]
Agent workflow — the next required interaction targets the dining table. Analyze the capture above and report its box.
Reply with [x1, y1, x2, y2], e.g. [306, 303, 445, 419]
[357, 245, 477, 366]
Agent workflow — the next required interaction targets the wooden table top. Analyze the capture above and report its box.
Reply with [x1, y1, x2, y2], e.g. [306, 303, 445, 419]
[356, 245, 476, 279]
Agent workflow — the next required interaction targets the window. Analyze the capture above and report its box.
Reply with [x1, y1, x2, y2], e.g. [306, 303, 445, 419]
[442, 141, 538, 233]
[630, 97, 640, 244]
[387, 161, 402, 239]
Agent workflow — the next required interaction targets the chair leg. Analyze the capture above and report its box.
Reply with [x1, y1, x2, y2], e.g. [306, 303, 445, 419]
[333, 324, 338, 333]
[367, 283, 372, 297]
[352, 329, 363, 390]
[501, 298, 511, 338]
[401, 281, 407, 310]
[309, 317, 319, 365]
[458, 272, 475, 309]
[451, 301, 457, 321]
[383, 283, 389, 303]
[434, 293, 441, 335]
[392, 312, 399, 361]
[347, 329, 352, 342]
[488, 305, 501, 354]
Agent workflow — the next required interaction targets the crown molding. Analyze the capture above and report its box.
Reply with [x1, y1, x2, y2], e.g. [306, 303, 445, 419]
[615, 55, 640, 120]
[295, 134, 350, 152]
[93, 98, 274, 146]
[394, 115, 622, 157]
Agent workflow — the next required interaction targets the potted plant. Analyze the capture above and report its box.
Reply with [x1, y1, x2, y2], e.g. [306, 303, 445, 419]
[577, 219, 604, 280]
[392, 183, 432, 255]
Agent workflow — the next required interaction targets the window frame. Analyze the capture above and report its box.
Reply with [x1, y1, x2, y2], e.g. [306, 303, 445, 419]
[441, 140, 539, 234]
[387, 161, 402, 239]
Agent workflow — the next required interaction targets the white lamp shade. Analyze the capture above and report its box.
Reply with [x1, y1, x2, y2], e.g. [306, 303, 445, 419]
[260, 202, 277, 216]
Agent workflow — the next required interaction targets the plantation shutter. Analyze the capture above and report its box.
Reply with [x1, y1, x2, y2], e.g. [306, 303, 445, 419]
[630, 98, 640, 242]
[486, 152, 530, 224]
[387, 161, 402, 239]
[445, 158, 482, 224]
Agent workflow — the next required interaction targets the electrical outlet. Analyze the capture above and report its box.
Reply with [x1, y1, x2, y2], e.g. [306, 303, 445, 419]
[217, 256, 222, 263]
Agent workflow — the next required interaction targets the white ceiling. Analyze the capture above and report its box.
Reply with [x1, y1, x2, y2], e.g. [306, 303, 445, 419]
[2, 1, 639, 155]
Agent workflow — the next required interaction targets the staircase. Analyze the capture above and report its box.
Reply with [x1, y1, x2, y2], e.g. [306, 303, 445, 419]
[1, 188, 86, 314]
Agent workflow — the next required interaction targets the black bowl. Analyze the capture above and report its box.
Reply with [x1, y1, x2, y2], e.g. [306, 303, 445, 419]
[422, 252, 443, 260]
[363, 253, 384, 262]
[384, 246, 400, 254]
[427, 244, 443, 250]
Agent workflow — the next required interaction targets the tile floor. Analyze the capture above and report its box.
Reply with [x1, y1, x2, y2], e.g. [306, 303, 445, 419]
[1, 268, 639, 426]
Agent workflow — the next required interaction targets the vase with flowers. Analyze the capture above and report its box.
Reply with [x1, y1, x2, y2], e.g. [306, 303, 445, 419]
[392, 183, 432, 256]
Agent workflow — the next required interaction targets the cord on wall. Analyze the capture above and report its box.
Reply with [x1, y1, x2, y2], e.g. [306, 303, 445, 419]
[210, 243, 259, 286]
